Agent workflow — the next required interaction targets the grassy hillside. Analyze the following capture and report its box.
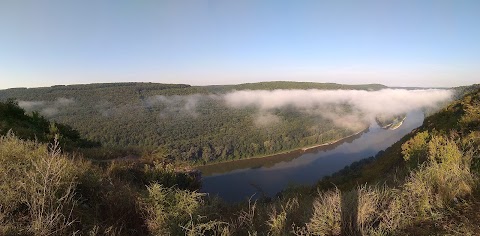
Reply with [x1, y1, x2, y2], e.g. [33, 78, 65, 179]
[0, 81, 383, 163]
[0, 107, 200, 235]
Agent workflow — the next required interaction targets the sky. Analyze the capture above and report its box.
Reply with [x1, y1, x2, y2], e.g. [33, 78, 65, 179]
[0, 0, 479, 89]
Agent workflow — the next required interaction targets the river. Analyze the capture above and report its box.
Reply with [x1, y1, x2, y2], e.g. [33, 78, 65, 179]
[199, 110, 424, 202]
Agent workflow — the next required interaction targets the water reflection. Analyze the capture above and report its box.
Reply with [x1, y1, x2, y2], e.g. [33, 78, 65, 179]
[198, 128, 368, 176]
[200, 110, 424, 202]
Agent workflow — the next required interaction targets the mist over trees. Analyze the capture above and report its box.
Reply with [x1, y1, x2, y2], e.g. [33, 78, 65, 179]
[0, 82, 452, 163]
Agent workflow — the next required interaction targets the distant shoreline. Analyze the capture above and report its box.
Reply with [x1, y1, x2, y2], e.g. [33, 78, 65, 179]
[196, 127, 369, 169]
[299, 128, 367, 151]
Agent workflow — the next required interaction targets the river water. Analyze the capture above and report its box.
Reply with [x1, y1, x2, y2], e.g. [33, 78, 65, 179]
[199, 110, 424, 202]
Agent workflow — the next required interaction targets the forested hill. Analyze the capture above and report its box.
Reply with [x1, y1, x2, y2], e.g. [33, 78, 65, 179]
[0, 82, 386, 163]
[207, 81, 387, 91]
[0, 100, 99, 150]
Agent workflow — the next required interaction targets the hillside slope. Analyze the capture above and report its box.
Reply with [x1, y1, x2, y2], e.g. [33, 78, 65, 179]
[318, 86, 480, 191]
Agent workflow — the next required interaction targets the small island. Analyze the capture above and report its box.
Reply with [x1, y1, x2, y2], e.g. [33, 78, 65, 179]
[375, 113, 407, 130]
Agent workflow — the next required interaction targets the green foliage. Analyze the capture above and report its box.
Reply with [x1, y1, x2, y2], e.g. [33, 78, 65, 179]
[427, 135, 462, 164]
[218, 81, 386, 91]
[0, 100, 99, 151]
[105, 160, 201, 191]
[460, 93, 480, 131]
[401, 131, 429, 166]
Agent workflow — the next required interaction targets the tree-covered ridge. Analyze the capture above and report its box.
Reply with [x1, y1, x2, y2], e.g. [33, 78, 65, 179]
[210, 81, 387, 91]
[0, 82, 383, 163]
[0, 100, 99, 150]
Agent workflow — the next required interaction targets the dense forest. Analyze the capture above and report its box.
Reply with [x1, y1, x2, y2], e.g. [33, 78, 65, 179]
[1, 85, 479, 235]
[0, 82, 386, 163]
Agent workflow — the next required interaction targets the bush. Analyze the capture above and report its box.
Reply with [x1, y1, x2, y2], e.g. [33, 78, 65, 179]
[405, 134, 473, 209]
[401, 131, 429, 167]
[143, 183, 205, 235]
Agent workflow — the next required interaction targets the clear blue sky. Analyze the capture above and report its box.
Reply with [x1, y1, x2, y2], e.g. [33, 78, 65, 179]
[0, 0, 479, 89]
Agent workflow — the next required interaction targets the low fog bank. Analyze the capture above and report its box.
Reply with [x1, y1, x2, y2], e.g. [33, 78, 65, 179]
[149, 89, 453, 130]
[18, 98, 74, 117]
[15, 89, 453, 131]
[224, 89, 451, 114]
[224, 89, 453, 129]
[146, 94, 212, 117]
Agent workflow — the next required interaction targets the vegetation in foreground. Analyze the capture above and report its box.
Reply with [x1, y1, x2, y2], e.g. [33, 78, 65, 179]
[1, 87, 479, 235]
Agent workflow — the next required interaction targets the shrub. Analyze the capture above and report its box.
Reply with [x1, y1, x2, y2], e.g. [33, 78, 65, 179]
[407, 134, 473, 207]
[401, 131, 429, 166]
[399, 133, 475, 227]
[427, 135, 463, 165]
[143, 183, 205, 235]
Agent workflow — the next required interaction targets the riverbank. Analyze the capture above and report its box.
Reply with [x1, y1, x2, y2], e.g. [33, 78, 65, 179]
[195, 127, 369, 169]
[200, 110, 424, 202]
[299, 128, 368, 151]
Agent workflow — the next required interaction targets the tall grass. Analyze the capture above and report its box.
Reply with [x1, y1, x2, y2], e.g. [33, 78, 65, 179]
[306, 189, 341, 235]
[0, 133, 87, 235]
[298, 134, 476, 236]
[0, 128, 477, 235]
[267, 197, 299, 235]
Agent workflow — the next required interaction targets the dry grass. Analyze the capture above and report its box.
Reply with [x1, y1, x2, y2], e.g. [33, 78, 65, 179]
[0, 133, 86, 235]
[143, 183, 206, 235]
[306, 188, 342, 235]
[235, 196, 258, 232]
[1, 127, 478, 235]
[26, 140, 78, 235]
[182, 217, 230, 236]
[292, 134, 476, 236]
[266, 198, 299, 236]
